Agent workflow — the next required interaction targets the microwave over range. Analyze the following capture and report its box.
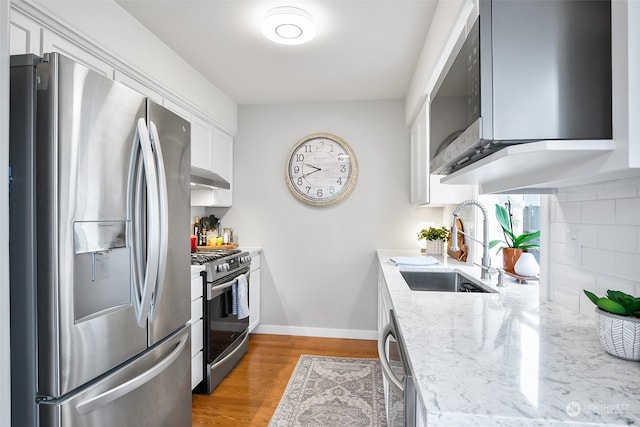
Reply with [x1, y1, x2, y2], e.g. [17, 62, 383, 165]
[429, 0, 613, 176]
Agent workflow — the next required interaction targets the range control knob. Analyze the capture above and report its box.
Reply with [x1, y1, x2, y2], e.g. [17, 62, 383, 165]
[240, 256, 252, 264]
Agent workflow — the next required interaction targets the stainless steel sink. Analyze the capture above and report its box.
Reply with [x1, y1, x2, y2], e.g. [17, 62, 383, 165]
[399, 270, 497, 293]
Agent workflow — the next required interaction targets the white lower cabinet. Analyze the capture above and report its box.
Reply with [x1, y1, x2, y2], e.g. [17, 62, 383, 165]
[377, 267, 391, 423]
[190, 267, 205, 390]
[378, 265, 423, 427]
[249, 250, 261, 333]
[416, 398, 427, 427]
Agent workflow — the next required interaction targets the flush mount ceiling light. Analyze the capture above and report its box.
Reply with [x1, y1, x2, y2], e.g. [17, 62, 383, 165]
[262, 6, 316, 45]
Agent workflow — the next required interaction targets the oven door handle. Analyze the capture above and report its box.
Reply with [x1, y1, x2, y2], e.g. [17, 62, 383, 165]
[207, 276, 238, 300]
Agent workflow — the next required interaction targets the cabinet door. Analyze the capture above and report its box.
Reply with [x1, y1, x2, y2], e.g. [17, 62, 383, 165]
[411, 100, 475, 206]
[415, 397, 427, 427]
[191, 116, 214, 171]
[42, 30, 113, 78]
[211, 129, 233, 206]
[162, 98, 191, 122]
[410, 102, 429, 205]
[377, 268, 391, 425]
[114, 70, 162, 104]
[9, 9, 41, 55]
[249, 254, 261, 333]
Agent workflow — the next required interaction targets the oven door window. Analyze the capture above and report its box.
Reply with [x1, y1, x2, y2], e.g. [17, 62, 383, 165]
[206, 272, 250, 364]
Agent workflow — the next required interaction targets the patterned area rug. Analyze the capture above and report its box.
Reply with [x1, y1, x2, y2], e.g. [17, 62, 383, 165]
[269, 355, 387, 427]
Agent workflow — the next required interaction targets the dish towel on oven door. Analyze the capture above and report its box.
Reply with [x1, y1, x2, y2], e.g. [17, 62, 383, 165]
[232, 273, 250, 319]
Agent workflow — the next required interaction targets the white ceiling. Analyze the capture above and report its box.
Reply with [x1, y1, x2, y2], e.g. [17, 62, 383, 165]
[115, 0, 438, 105]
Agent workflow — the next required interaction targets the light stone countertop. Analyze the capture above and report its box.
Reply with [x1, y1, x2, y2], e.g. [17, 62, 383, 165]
[377, 249, 639, 426]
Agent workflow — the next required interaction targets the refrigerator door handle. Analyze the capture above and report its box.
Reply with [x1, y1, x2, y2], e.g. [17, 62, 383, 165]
[147, 121, 169, 321]
[128, 118, 161, 327]
[74, 333, 189, 415]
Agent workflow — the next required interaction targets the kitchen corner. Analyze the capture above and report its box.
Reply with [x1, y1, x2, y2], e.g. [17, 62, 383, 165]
[378, 249, 640, 426]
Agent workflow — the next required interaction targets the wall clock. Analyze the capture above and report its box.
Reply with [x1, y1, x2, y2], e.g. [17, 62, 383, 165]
[285, 133, 358, 207]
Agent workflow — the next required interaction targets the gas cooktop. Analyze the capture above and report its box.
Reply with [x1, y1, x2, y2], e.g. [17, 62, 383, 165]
[190, 249, 242, 265]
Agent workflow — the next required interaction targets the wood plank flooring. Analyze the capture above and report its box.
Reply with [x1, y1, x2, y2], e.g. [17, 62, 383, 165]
[191, 333, 379, 426]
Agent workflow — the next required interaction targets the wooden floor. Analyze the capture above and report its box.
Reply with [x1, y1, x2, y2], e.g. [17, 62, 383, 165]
[191, 333, 379, 426]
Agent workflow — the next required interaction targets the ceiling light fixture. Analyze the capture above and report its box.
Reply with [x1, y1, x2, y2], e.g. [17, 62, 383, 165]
[262, 6, 316, 45]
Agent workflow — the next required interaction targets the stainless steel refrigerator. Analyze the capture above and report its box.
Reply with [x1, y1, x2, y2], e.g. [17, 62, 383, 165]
[9, 53, 192, 427]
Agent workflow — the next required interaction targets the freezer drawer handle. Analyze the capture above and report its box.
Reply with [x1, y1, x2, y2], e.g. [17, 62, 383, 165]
[74, 333, 188, 415]
[377, 323, 403, 393]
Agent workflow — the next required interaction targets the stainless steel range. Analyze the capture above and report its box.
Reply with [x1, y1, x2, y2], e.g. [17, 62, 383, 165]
[191, 249, 251, 394]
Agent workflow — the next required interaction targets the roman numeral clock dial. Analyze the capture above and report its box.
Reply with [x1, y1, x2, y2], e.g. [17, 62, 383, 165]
[286, 133, 358, 207]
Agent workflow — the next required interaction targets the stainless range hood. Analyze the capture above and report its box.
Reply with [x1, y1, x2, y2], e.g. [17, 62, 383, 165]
[190, 166, 230, 190]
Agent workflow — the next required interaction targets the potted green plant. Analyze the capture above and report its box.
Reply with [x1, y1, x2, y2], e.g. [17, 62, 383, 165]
[488, 202, 540, 273]
[417, 226, 449, 255]
[583, 289, 640, 361]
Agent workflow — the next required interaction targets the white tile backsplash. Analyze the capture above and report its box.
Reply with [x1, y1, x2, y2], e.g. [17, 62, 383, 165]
[550, 285, 580, 312]
[554, 200, 581, 223]
[613, 252, 640, 281]
[595, 224, 637, 251]
[567, 190, 598, 202]
[581, 199, 616, 224]
[581, 247, 616, 275]
[615, 197, 640, 225]
[548, 177, 640, 313]
[595, 274, 637, 297]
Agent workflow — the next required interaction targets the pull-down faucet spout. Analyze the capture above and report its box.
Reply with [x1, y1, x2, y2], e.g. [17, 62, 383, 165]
[450, 200, 492, 280]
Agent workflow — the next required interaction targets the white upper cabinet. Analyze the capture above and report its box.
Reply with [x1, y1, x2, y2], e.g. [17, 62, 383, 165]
[212, 128, 233, 195]
[162, 98, 192, 122]
[411, 100, 474, 206]
[410, 102, 429, 205]
[9, 8, 41, 55]
[42, 30, 113, 79]
[190, 116, 214, 171]
[190, 117, 234, 207]
[191, 128, 234, 207]
[9, 1, 236, 207]
[114, 70, 163, 105]
[408, 0, 639, 194]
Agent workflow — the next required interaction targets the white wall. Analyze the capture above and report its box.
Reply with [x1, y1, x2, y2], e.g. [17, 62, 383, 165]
[1, 0, 11, 421]
[219, 100, 444, 338]
[548, 177, 640, 315]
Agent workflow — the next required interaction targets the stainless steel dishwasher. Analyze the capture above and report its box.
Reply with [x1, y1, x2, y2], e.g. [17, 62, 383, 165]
[378, 309, 416, 427]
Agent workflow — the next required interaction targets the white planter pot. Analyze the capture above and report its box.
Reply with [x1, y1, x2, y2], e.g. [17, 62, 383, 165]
[514, 252, 539, 277]
[595, 308, 640, 361]
[424, 239, 445, 256]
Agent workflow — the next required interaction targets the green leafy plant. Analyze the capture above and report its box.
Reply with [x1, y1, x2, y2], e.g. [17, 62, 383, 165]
[417, 226, 449, 241]
[583, 289, 640, 318]
[488, 203, 540, 251]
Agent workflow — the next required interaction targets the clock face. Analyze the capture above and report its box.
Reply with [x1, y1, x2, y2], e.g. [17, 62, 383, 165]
[286, 133, 358, 207]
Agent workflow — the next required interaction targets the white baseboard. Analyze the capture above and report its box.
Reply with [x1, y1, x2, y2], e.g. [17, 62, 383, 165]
[252, 324, 377, 340]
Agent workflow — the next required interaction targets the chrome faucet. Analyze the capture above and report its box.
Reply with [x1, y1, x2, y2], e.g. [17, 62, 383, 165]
[451, 200, 505, 286]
